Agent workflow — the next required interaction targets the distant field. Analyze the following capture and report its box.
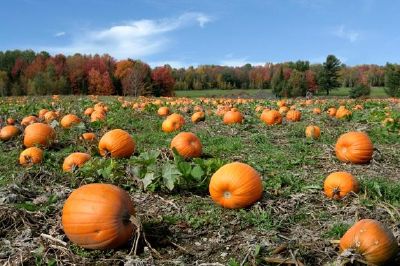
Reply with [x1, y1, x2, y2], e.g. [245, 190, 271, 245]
[175, 87, 388, 98]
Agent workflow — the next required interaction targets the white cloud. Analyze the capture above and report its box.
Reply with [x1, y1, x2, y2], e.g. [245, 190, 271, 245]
[54, 32, 66, 37]
[42, 12, 212, 59]
[333, 25, 360, 43]
[219, 57, 265, 67]
[148, 60, 198, 68]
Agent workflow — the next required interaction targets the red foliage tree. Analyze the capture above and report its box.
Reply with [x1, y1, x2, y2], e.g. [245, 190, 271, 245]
[151, 66, 175, 96]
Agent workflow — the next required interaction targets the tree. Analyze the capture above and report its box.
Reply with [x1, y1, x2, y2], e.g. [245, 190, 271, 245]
[151, 66, 175, 96]
[87, 68, 115, 95]
[0, 70, 9, 96]
[318, 55, 341, 95]
[271, 66, 285, 97]
[384, 63, 400, 97]
[121, 62, 152, 96]
[287, 70, 307, 97]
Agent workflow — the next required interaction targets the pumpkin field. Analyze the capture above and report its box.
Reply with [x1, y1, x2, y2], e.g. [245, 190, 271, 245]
[1, 95, 400, 265]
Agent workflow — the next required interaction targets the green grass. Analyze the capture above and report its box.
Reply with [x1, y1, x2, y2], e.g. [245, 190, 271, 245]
[316, 86, 388, 97]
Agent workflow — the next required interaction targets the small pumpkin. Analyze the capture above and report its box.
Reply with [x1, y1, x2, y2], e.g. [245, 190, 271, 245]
[335, 132, 373, 164]
[61, 114, 81, 128]
[81, 132, 97, 142]
[223, 110, 243, 125]
[162, 118, 182, 133]
[339, 219, 399, 265]
[305, 125, 321, 139]
[6, 118, 15, 125]
[84, 107, 94, 116]
[44, 111, 58, 123]
[327, 107, 337, 117]
[19, 147, 43, 166]
[0, 125, 20, 141]
[313, 108, 321, 115]
[62, 183, 137, 250]
[24, 123, 55, 148]
[278, 106, 289, 114]
[336, 106, 352, 119]
[63, 152, 91, 172]
[38, 109, 49, 119]
[167, 113, 185, 125]
[260, 110, 282, 125]
[21, 115, 38, 126]
[191, 111, 205, 123]
[99, 129, 135, 158]
[170, 132, 202, 158]
[286, 110, 302, 122]
[157, 107, 170, 117]
[323, 171, 359, 199]
[91, 110, 106, 122]
[209, 162, 263, 209]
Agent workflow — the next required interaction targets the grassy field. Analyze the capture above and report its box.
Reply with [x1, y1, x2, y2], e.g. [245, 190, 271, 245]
[1, 95, 399, 265]
[175, 87, 388, 98]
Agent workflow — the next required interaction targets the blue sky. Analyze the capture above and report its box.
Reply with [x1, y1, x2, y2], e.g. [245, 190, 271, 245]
[1, 0, 399, 67]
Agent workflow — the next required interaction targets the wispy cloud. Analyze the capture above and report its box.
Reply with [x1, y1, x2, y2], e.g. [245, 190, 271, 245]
[220, 56, 265, 67]
[333, 25, 360, 43]
[42, 12, 212, 59]
[54, 32, 66, 37]
[148, 60, 198, 68]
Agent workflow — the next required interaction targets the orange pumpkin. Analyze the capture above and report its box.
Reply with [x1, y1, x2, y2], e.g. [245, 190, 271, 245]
[44, 111, 58, 123]
[323, 172, 359, 199]
[223, 110, 243, 125]
[157, 107, 170, 117]
[277, 100, 286, 107]
[24, 123, 55, 148]
[327, 108, 337, 117]
[335, 132, 373, 164]
[0, 125, 20, 141]
[19, 147, 43, 166]
[84, 107, 94, 116]
[209, 162, 263, 209]
[260, 110, 282, 125]
[313, 108, 321, 115]
[167, 113, 185, 125]
[63, 152, 91, 172]
[99, 129, 135, 158]
[191, 111, 205, 123]
[340, 219, 398, 265]
[278, 106, 289, 114]
[286, 110, 302, 122]
[305, 125, 321, 139]
[162, 118, 182, 133]
[61, 114, 81, 128]
[90, 110, 106, 122]
[21, 115, 38, 126]
[170, 132, 202, 158]
[81, 132, 97, 142]
[6, 118, 15, 125]
[336, 106, 352, 119]
[62, 183, 136, 250]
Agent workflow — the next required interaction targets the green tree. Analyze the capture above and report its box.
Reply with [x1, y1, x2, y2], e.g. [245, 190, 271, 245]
[287, 70, 307, 97]
[384, 63, 400, 97]
[318, 55, 341, 95]
[0, 70, 9, 96]
[271, 67, 285, 97]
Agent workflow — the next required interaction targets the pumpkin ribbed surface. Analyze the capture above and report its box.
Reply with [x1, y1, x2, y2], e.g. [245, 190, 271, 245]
[335, 132, 373, 164]
[98, 129, 135, 158]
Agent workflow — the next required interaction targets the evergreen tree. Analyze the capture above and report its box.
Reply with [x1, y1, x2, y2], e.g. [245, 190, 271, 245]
[318, 55, 341, 95]
[384, 63, 400, 97]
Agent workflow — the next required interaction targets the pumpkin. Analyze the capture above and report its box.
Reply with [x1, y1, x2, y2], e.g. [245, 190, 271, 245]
[62, 183, 136, 250]
[170, 132, 202, 158]
[19, 147, 43, 166]
[313, 108, 321, 115]
[209, 162, 263, 209]
[323, 171, 359, 199]
[223, 110, 243, 125]
[61, 114, 81, 128]
[162, 118, 182, 133]
[84, 107, 94, 116]
[260, 110, 282, 125]
[167, 113, 185, 125]
[336, 106, 352, 119]
[0, 125, 20, 141]
[327, 107, 337, 117]
[305, 125, 321, 139]
[278, 106, 289, 114]
[6, 118, 15, 125]
[277, 100, 286, 107]
[63, 152, 91, 172]
[38, 109, 49, 119]
[339, 219, 399, 265]
[24, 123, 55, 148]
[99, 129, 135, 158]
[44, 111, 58, 123]
[191, 111, 205, 123]
[81, 132, 97, 141]
[91, 110, 106, 122]
[286, 110, 302, 122]
[335, 132, 373, 164]
[157, 107, 170, 117]
[21, 115, 38, 126]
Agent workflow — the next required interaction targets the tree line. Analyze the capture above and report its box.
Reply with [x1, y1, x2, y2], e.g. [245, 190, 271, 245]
[0, 50, 400, 97]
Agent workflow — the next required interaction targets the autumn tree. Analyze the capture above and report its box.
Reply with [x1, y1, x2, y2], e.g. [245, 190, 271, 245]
[151, 66, 175, 96]
[0, 70, 9, 96]
[87, 68, 115, 95]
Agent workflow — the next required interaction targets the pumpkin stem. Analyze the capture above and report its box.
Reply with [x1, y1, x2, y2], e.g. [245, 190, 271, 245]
[223, 191, 232, 199]
[24, 155, 32, 164]
[332, 187, 341, 199]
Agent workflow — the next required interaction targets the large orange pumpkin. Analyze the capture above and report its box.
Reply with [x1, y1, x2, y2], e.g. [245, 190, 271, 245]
[335, 132, 373, 164]
[223, 110, 243, 125]
[19, 147, 43, 166]
[0, 125, 20, 141]
[260, 110, 282, 125]
[305, 125, 321, 139]
[63, 152, 91, 172]
[61, 114, 81, 128]
[323, 171, 359, 199]
[62, 183, 136, 250]
[23, 123, 56, 148]
[99, 129, 135, 158]
[340, 219, 398, 265]
[286, 110, 301, 122]
[209, 162, 263, 209]
[170, 132, 202, 158]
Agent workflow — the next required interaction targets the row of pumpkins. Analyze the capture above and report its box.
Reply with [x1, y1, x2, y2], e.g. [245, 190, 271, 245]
[0, 100, 398, 265]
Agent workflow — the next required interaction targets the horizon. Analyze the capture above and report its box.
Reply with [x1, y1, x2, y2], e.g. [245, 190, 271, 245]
[2, 0, 400, 68]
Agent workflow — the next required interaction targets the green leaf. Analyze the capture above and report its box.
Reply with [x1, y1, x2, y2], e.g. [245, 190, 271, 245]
[142, 172, 157, 189]
[178, 161, 192, 177]
[191, 165, 205, 181]
[162, 163, 181, 191]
